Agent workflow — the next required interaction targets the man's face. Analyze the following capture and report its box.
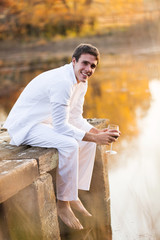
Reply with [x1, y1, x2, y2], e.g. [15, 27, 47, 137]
[72, 54, 97, 83]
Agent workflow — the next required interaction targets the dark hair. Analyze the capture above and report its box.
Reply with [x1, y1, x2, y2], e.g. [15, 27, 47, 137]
[72, 43, 100, 63]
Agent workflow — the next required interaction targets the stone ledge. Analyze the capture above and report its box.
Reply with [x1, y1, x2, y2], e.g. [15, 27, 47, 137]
[0, 118, 111, 239]
[0, 159, 39, 203]
[3, 173, 61, 240]
[88, 118, 109, 128]
[0, 144, 59, 174]
[13, 147, 59, 174]
[0, 143, 29, 160]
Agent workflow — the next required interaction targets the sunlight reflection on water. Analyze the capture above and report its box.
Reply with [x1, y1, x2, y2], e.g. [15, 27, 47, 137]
[108, 79, 160, 240]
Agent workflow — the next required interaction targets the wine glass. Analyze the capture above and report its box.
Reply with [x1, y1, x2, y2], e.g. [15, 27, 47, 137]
[106, 124, 119, 155]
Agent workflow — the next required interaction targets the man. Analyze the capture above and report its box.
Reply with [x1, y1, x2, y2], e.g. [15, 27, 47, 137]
[4, 43, 120, 230]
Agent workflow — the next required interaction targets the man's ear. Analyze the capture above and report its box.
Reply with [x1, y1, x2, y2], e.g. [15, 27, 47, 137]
[72, 57, 76, 65]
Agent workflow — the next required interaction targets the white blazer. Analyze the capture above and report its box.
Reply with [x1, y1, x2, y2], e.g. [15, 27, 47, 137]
[4, 63, 92, 146]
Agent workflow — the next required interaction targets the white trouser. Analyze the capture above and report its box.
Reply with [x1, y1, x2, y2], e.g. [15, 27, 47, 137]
[22, 123, 96, 201]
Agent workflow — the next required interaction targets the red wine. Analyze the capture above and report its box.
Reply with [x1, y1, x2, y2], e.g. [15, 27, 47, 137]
[114, 135, 118, 139]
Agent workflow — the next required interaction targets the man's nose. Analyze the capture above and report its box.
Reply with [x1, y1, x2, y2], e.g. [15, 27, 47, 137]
[86, 64, 92, 72]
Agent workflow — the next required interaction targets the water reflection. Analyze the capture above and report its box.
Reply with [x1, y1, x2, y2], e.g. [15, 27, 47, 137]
[108, 79, 160, 240]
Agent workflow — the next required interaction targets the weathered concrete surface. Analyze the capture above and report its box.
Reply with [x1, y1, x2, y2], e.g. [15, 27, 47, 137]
[12, 147, 59, 174]
[0, 144, 59, 174]
[0, 131, 10, 143]
[0, 159, 39, 203]
[0, 203, 10, 240]
[88, 118, 109, 129]
[0, 143, 29, 160]
[3, 174, 60, 240]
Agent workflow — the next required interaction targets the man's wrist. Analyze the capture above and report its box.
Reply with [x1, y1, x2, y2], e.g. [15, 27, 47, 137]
[82, 132, 96, 143]
[89, 127, 100, 134]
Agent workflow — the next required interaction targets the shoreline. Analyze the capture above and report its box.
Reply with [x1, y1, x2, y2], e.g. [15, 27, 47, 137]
[0, 27, 160, 97]
[1, 28, 160, 68]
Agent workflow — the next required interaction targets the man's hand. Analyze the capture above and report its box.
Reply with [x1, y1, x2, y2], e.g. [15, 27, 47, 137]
[82, 128, 120, 145]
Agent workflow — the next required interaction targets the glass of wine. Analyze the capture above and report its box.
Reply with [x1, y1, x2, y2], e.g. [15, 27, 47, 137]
[106, 124, 119, 155]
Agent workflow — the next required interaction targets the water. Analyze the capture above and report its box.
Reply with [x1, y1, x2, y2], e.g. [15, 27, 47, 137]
[109, 79, 160, 240]
[0, 53, 160, 239]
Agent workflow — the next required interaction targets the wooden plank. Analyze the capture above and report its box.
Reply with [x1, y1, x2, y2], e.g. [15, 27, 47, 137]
[0, 159, 39, 203]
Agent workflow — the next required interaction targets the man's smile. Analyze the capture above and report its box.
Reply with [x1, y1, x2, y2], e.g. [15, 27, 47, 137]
[81, 72, 90, 77]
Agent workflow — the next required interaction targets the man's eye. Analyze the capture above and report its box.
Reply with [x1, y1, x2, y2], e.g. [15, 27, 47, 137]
[82, 61, 96, 69]
[91, 64, 96, 69]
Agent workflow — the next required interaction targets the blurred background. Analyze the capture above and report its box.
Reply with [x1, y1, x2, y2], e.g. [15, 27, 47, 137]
[1, 0, 160, 239]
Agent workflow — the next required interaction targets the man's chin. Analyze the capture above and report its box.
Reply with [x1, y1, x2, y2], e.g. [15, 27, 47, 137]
[81, 80, 87, 83]
[81, 77, 88, 82]
[77, 77, 88, 83]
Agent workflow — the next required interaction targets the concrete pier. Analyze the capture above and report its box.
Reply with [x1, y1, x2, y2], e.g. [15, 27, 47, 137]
[0, 119, 111, 240]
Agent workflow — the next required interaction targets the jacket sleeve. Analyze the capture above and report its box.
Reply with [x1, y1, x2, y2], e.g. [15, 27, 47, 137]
[51, 102, 86, 141]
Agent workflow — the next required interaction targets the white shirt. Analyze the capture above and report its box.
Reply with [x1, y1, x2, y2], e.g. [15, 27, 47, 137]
[4, 63, 92, 146]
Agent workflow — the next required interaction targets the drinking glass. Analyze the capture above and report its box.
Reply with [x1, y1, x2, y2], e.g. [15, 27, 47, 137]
[106, 124, 119, 154]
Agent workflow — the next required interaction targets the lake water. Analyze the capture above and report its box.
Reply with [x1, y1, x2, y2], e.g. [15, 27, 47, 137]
[0, 53, 160, 239]
[109, 79, 160, 240]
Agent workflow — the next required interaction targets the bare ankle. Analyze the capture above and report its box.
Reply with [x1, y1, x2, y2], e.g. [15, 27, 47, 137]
[57, 200, 70, 208]
[56, 199, 83, 230]
[70, 198, 92, 217]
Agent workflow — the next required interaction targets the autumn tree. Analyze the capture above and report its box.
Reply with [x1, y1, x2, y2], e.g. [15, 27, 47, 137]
[0, 0, 146, 40]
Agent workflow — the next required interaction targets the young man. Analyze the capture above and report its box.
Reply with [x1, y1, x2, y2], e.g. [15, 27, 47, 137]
[4, 44, 120, 230]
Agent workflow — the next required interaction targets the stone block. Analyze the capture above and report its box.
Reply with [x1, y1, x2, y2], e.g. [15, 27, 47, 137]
[0, 131, 10, 143]
[0, 144, 29, 161]
[87, 118, 109, 129]
[3, 174, 60, 240]
[0, 146, 59, 174]
[0, 203, 10, 240]
[0, 159, 39, 203]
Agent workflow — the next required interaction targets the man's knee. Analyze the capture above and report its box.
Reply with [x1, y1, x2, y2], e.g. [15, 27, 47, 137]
[58, 138, 79, 163]
[59, 137, 79, 153]
[69, 138, 79, 150]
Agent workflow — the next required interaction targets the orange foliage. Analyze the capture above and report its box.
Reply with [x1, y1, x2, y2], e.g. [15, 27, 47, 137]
[0, 0, 146, 39]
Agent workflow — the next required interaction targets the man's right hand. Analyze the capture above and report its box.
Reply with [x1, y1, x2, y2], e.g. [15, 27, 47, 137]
[82, 129, 120, 145]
